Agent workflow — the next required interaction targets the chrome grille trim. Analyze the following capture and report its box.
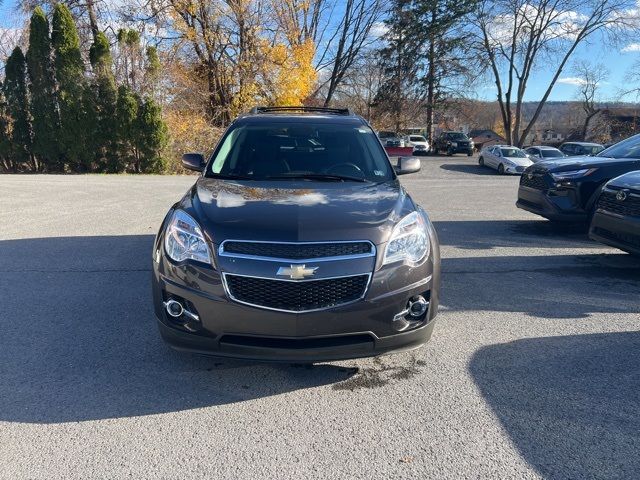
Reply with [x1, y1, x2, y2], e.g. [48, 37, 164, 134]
[218, 239, 376, 263]
[221, 272, 373, 313]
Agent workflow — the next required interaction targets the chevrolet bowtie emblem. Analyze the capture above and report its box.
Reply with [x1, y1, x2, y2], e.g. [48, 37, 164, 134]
[277, 264, 318, 280]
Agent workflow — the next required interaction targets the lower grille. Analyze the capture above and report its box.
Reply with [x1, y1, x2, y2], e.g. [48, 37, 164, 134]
[224, 274, 369, 312]
[596, 191, 640, 217]
[593, 227, 640, 249]
[520, 173, 547, 190]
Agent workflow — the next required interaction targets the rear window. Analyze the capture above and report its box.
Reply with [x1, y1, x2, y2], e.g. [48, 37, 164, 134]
[209, 122, 394, 182]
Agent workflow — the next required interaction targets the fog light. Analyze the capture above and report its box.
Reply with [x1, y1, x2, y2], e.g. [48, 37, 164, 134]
[408, 296, 428, 317]
[164, 299, 184, 318]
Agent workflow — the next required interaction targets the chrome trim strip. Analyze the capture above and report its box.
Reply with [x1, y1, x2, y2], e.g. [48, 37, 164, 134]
[218, 239, 376, 263]
[221, 272, 373, 313]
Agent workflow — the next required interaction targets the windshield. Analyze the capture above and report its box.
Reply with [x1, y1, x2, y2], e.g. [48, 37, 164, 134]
[501, 147, 527, 158]
[377, 131, 396, 138]
[598, 135, 640, 158]
[541, 149, 564, 158]
[447, 132, 468, 140]
[410, 136, 426, 142]
[579, 145, 604, 155]
[208, 122, 394, 182]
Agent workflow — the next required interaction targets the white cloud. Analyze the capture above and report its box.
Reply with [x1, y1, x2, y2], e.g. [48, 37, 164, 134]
[557, 77, 587, 86]
[622, 43, 640, 52]
[369, 22, 388, 39]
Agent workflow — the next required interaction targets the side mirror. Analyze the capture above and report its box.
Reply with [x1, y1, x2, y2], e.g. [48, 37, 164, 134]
[182, 153, 206, 172]
[395, 156, 421, 175]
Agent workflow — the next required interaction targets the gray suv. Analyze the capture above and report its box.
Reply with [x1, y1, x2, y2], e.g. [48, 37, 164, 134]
[152, 106, 440, 362]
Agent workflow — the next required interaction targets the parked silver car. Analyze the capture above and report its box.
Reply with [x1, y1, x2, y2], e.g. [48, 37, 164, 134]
[479, 145, 534, 175]
[524, 146, 566, 162]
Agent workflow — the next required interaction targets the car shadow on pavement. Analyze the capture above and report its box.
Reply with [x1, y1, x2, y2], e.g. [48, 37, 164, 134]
[0, 236, 356, 424]
[469, 332, 640, 479]
[441, 253, 640, 319]
[439, 164, 495, 176]
[433, 219, 594, 250]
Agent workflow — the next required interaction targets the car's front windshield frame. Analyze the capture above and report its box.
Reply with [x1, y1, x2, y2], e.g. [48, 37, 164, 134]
[447, 133, 468, 140]
[205, 121, 396, 183]
[500, 147, 526, 158]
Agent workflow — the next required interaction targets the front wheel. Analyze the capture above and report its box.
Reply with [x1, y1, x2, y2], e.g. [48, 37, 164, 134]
[447, 148, 453, 156]
[498, 163, 505, 175]
[478, 156, 484, 166]
[467, 151, 473, 157]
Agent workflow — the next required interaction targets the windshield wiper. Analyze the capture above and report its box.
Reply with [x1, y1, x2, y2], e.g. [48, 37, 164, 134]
[209, 173, 254, 180]
[264, 173, 368, 182]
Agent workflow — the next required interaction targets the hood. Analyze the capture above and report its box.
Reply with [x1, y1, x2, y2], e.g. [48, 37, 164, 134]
[189, 178, 414, 245]
[607, 170, 640, 191]
[504, 156, 533, 167]
[531, 156, 636, 172]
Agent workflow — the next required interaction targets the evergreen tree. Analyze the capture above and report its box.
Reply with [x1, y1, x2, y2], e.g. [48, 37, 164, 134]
[115, 84, 138, 171]
[4, 47, 33, 172]
[0, 81, 13, 172]
[144, 45, 161, 96]
[135, 97, 168, 173]
[52, 3, 87, 171]
[27, 6, 60, 171]
[89, 31, 118, 172]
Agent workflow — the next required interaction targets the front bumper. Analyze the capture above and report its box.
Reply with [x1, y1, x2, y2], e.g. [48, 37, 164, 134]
[152, 236, 440, 362]
[447, 145, 473, 154]
[504, 165, 527, 175]
[589, 210, 640, 255]
[517, 186, 588, 222]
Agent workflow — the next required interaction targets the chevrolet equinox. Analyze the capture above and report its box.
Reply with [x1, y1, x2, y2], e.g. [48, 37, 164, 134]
[152, 106, 440, 362]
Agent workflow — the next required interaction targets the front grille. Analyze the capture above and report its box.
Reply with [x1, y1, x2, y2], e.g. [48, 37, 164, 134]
[520, 173, 548, 190]
[596, 191, 640, 217]
[221, 241, 372, 259]
[225, 274, 369, 312]
[593, 227, 640, 249]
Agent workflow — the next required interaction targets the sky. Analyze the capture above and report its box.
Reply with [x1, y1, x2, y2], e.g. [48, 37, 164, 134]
[1, 0, 639, 103]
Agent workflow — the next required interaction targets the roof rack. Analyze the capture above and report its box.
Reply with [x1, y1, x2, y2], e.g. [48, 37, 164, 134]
[249, 106, 354, 116]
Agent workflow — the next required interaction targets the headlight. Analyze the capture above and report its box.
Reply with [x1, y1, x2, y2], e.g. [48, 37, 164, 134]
[550, 168, 597, 180]
[383, 211, 430, 265]
[164, 209, 212, 265]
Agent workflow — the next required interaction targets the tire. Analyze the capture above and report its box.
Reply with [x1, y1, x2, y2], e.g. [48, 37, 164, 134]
[478, 156, 484, 166]
[447, 148, 453, 156]
[498, 163, 505, 175]
[467, 151, 473, 156]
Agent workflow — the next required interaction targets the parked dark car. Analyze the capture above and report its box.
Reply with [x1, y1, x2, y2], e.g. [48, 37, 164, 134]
[433, 131, 474, 156]
[589, 171, 640, 255]
[517, 134, 640, 223]
[152, 106, 440, 362]
[559, 141, 604, 157]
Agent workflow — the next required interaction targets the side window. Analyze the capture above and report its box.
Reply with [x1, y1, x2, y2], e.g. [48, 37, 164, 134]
[561, 144, 572, 154]
[575, 146, 585, 155]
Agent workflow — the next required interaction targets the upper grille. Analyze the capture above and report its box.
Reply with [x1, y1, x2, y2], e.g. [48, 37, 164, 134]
[221, 241, 373, 260]
[596, 191, 640, 217]
[224, 274, 369, 312]
[520, 173, 548, 190]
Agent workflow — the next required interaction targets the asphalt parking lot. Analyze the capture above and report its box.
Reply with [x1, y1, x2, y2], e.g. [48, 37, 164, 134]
[1, 154, 639, 479]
